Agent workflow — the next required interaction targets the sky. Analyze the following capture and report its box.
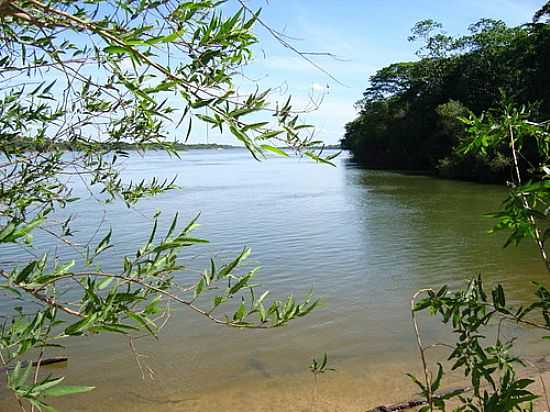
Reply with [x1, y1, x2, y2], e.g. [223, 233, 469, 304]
[198, 0, 547, 145]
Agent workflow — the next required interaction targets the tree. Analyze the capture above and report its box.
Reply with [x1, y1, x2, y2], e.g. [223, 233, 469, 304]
[0, 1, 332, 410]
[344, 10, 550, 182]
[534, 1, 550, 23]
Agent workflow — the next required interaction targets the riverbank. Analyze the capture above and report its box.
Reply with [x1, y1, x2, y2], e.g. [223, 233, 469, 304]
[345, 153, 512, 185]
[3, 352, 549, 411]
[369, 356, 550, 411]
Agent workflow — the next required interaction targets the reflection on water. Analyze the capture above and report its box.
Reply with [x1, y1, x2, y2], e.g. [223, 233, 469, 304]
[0, 150, 547, 411]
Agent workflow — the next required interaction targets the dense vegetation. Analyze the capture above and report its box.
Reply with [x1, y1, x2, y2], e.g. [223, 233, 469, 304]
[342, 3, 550, 182]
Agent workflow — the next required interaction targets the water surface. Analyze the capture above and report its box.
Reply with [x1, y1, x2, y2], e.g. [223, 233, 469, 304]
[0, 149, 547, 411]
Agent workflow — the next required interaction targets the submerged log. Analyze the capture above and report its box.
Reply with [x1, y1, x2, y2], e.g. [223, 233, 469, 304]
[32, 356, 68, 367]
[368, 399, 424, 412]
[0, 356, 68, 374]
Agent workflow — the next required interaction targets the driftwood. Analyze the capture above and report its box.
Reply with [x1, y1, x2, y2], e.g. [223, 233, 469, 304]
[31, 356, 68, 367]
[367, 399, 424, 412]
[0, 356, 68, 374]
[367, 387, 469, 412]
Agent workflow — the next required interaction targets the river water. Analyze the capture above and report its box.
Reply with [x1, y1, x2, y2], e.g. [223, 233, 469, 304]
[0, 149, 548, 411]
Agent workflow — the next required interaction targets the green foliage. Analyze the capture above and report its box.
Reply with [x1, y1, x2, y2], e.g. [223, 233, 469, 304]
[534, 1, 550, 23]
[411, 278, 538, 412]
[459, 100, 549, 262]
[407, 101, 549, 411]
[309, 353, 335, 376]
[0, 0, 329, 409]
[8, 362, 94, 412]
[343, 10, 550, 182]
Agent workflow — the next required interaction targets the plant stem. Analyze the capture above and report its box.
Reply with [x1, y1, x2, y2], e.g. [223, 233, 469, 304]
[508, 122, 550, 272]
[411, 289, 434, 410]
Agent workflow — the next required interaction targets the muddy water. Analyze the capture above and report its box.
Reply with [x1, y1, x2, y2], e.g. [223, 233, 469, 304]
[0, 150, 547, 411]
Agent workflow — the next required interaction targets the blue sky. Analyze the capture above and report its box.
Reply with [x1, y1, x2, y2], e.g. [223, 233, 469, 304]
[199, 0, 546, 145]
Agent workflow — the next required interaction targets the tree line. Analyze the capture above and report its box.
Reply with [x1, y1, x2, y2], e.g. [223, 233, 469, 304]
[342, 3, 550, 183]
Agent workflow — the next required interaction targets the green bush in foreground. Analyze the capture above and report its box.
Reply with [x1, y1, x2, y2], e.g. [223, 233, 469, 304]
[409, 99, 550, 411]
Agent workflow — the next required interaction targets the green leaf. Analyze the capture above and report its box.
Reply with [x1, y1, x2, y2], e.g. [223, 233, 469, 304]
[233, 298, 246, 321]
[14, 261, 37, 284]
[43, 385, 95, 397]
[260, 145, 288, 157]
[0, 223, 16, 242]
[127, 312, 157, 337]
[64, 314, 97, 336]
[95, 228, 112, 255]
[98, 277, 114, 290]
[218, 248, 252, 279]
[104, 45, 132, 55]
[190, 98, 215, 109]
[10, 216, 45, 242]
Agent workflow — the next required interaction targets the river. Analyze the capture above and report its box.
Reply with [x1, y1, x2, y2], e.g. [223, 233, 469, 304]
[0, 149, 547, 411]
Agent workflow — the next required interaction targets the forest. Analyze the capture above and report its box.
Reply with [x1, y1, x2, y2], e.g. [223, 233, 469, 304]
[341, 3, 550, 182]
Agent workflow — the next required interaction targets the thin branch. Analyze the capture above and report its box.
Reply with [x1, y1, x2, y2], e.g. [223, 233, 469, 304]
[411, 288, 434, 410]
[508, 122, 550, 271]
[237, 0, 347, 87]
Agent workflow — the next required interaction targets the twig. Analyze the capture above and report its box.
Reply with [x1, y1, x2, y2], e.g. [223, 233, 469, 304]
[411, 289, 434, 410]
[540, 374, 550, 412]
[508, 122, 550, 271]
[237, 0, 347, 87]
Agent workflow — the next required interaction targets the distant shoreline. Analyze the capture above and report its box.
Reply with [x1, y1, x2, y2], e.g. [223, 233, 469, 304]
[104, 143, 342, 151]
[6, 141, 341, 152]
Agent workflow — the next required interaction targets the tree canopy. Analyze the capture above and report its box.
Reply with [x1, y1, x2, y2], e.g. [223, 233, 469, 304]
[342, 3, 550, 182]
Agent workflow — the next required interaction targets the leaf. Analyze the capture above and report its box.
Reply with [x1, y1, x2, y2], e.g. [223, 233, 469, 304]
[406, 372, 427, 392]
[151, 237, 208, 253]
[14, 261, 37, 283]
[431, 363, 444, 392]
[95, 228, 112, 255]
[297, 298, 319, 317]
[190, 98, 215, 109]
[0, 223, 16, 242]
[127, 312, 157, 336]
[320, 353, 328, 370]
[98, 277, 114, 290]
[194, 277, 205, 298]
[183, 213, 201, 233]
[147, 29, 186, 45]
[43, 385, 95, 397]
[64, 314, 97, 335]
[233, 298, 246, 321]
[491, 284, 506, 309]
[10, 216, 45, 242]
[12, 361, 32, 388]
[104, 45, 132, 55]
[260, 145, 288, 157]
[228, 271, 256, 296]
[0, 284, 22, 298]
[217, 248, 252, 279]
[304, 151, 336, 167]
[33, 376, 65, 393]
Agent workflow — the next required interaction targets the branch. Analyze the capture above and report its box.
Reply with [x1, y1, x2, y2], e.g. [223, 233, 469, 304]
[237, 0, 347, 87]
[411, 289, 434, 409]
